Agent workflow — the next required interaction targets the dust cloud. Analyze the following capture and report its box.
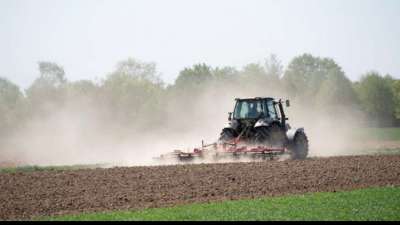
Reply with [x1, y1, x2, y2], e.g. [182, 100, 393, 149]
[0, 80, 368, 168]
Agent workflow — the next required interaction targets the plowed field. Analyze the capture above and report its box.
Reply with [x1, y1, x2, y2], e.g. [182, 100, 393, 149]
[1, 155, 400, 220]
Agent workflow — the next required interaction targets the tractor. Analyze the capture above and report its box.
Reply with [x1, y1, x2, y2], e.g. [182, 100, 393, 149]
[156, 97, 308, 163]
[219, 97, 308, 160]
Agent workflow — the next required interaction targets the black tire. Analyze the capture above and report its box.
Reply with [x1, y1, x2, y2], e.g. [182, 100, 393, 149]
[254, 126, 269, 145]
[289, 132, 309, 160]
[254, 124, 286, 147]
[219, 128, 236, 142]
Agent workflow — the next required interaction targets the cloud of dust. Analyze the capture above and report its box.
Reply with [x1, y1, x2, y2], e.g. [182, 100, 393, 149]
[155, 80, 367, 165]
[0, 79, 367, 168]
[287, 103, 366, 157]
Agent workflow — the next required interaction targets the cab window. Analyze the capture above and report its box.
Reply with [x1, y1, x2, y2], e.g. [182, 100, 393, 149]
[234, 100, 263, 119]
[266, 100, 278, 119]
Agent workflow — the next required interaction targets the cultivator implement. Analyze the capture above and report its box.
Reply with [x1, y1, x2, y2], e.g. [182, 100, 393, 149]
[155, 139, 287, 163]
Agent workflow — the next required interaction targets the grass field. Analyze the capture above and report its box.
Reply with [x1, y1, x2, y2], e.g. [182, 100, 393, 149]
[356, 127, 400, 141]
[0, 164, 104, 174]
[43, 187, 400, 221]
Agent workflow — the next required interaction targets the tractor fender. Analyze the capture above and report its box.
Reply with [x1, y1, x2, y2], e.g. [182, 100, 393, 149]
[286, 128, 305, 142]
[224, 119, 239, 130]
[254, 118, 276, 128]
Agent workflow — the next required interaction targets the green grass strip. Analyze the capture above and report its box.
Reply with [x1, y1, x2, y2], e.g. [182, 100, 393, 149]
[0, 164, 104, 174]
[44, 187, 400, 221]
[355, 127, 400, 141]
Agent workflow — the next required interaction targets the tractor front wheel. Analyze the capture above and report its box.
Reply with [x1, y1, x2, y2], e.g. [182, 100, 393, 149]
[219, 128, 236, 143]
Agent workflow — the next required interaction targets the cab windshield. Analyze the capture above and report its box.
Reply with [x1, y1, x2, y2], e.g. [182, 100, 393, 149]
[233, 100, 264, 119]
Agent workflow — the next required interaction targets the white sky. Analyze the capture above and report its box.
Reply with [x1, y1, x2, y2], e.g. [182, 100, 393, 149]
[0, 0, 399, 88]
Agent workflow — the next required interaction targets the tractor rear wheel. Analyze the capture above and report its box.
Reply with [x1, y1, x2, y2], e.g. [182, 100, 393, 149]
[289, 132, 309, 160]
[254, 126, 269, 145]
[254, 124, 286, 147]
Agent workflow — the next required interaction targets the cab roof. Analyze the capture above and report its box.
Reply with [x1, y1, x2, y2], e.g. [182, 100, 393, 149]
[235, 97, 275, 101]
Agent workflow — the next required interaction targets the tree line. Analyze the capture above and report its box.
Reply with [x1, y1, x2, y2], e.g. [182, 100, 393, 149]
[1, 53, 399, 140]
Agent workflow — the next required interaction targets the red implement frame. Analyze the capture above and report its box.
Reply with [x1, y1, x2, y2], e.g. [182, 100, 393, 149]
[157, 138, 287, 162]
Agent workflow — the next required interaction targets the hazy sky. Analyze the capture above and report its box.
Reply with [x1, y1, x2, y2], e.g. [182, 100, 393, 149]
[1, 0, 399, 88]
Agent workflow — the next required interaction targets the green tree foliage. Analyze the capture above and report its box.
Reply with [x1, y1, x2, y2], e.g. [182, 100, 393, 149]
[315, 67, 358, 108]
[169, 63, 216, 115]
[64, 80, 99, 107]
[384, 75, 400, 121]
[284, 54, 321, 99]
[241, 63, 266, 78]
[174, 63, 213, 89]
[0, 53, 399, 139]
[102, 58, 164, 130]
[25, 62, 67, 116]
[283, 54, 357, 110]
[0, 78, 22, 108]
[354, 72, 395, 126]
[264, 54, 283, 81]
[239, 63, 269, 89]
[213, 66, 239, 82]
[0, 78, 23, 135]
[236, 62, 278, 97]
[284, 54, 329, 99]
[393, 80, 400, 120]
[37, 62, 67, 87]
[66, 80, 98, 97]
[112, 58, 161, 84]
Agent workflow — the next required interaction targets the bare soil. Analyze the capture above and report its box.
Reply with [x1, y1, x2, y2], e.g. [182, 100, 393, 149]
[1, 155, 400, 220]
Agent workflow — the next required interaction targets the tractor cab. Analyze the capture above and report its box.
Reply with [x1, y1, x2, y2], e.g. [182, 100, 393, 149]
[229, 97, 289, 128]
[223, 97, 292, 145]
[231, 98, 279, 121]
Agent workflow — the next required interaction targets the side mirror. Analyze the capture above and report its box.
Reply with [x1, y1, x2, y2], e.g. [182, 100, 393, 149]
[286, 100, 290, 107]
[228, 112, 233, 121]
